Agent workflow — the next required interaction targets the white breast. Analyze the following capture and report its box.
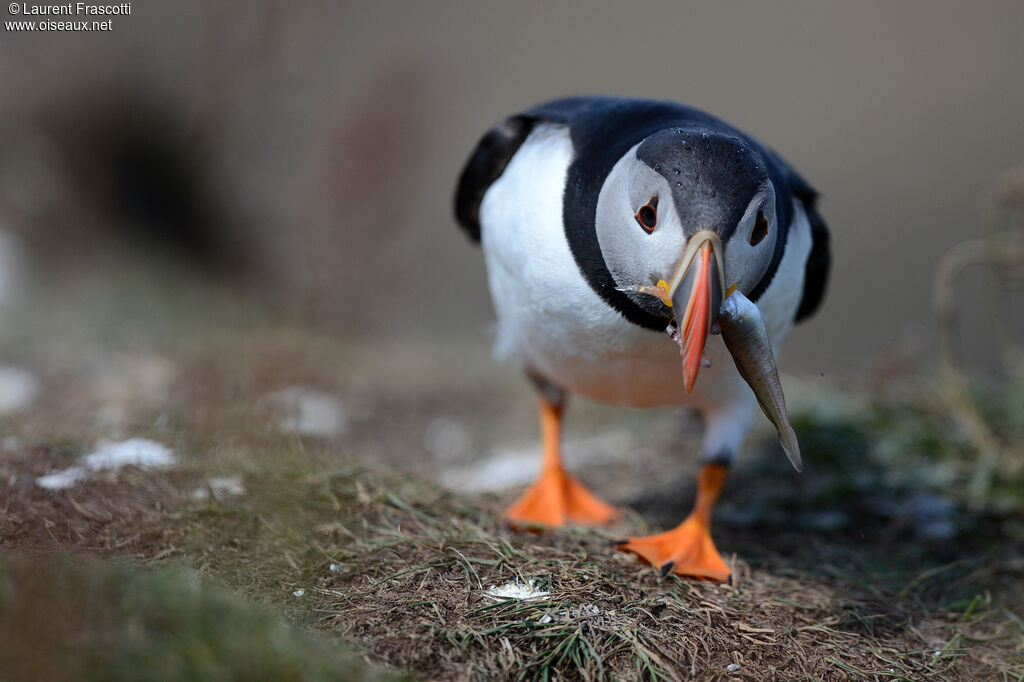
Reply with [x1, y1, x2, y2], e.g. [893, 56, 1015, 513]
[479, 125, 812, 411]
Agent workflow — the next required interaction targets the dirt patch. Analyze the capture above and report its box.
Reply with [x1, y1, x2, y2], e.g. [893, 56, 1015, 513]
[0, 442, 192, 558]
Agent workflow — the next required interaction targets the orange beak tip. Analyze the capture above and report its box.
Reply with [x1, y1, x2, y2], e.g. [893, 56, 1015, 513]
[671, 237, 724, 395]
[677, 247, 712, 394]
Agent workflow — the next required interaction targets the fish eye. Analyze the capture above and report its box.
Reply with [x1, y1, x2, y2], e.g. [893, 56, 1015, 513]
[635, 196, 658, 233]
[749, 209, 768, 245]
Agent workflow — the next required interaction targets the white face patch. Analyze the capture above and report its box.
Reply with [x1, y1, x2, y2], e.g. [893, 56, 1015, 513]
[595, 144, 688, 296]
[722, 183, 777, 295]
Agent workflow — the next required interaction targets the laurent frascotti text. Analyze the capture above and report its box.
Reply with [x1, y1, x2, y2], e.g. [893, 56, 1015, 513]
[12, 3, 130, 14]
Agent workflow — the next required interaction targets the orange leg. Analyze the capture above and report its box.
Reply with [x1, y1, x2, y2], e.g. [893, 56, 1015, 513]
[504, 397, 621, 527]
[617, 463, 730, 581]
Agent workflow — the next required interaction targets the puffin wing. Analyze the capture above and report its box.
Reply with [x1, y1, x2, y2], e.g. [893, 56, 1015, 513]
[454, 114, 540, 243]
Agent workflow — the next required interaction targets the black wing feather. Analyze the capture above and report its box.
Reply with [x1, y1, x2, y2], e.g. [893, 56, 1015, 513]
[454, 114, 539, 242]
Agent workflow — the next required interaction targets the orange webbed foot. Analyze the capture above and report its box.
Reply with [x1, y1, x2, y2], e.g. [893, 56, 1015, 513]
[617, 516, 730, 582]
[505, 468, 621, 527]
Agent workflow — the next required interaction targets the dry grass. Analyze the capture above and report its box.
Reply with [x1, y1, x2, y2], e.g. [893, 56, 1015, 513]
[256, 464, 1022, 681]
[1, 258, 1022, 680]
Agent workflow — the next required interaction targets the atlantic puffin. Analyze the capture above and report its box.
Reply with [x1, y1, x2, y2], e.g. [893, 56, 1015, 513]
[454, 97, 830, 581]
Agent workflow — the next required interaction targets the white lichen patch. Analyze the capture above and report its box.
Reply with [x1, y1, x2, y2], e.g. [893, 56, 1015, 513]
[35, 466, 90, 490]
[264, 386, 346, 438]
[442, 444, 538, 492]
[442, 430, 633, 492]
[81, 438, 176, 470]
[191, 475, 246, 500]
[484, 579, 550, 601]
[36, 438, 176, 490]
[0, 365, 39, 414]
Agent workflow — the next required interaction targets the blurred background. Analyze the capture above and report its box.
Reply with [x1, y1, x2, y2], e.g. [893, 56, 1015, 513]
[2, 0, 1023, 378]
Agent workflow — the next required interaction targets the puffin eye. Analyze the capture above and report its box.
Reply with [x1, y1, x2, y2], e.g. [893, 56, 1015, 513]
[750, 209, 769, 245]
[635, 196, 658, 233]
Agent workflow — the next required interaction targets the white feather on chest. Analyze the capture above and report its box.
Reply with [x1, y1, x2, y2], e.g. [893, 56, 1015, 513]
[479, 125, 812, 410]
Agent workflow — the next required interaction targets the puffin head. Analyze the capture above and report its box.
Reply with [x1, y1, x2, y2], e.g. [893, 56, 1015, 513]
[595, 128, 779, 392]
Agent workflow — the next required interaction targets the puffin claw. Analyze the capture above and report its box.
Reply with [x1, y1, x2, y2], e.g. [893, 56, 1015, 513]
[659, 561, 676, 578]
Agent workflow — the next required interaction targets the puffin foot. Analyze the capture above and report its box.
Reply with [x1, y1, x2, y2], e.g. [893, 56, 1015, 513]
[505, 468, 620, 527]
[617, 516, 730, 582]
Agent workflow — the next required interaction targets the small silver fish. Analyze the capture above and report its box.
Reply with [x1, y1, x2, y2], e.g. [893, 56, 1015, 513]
[718, 290, 802, 472]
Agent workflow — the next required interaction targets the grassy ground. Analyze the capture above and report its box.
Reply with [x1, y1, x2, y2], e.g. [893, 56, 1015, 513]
[1, 255, 1022, 680]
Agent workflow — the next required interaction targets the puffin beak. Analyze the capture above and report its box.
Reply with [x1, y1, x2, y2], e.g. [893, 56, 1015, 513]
[667, 230, 725, 393]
